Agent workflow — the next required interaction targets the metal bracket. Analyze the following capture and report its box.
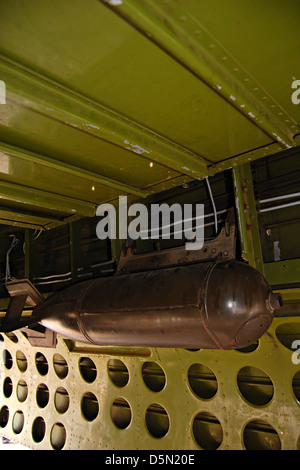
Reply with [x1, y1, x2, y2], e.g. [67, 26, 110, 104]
[20, 324, 57, 348]
[1, 278, 56, 348]
[232, 163, 264, 274]
[1, 279, 43, 332]
[116, 209, 236, 274]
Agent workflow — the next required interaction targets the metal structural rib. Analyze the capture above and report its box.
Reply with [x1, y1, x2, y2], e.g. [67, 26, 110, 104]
[0, 54, 211, 179]
[101, 0, 299, 153]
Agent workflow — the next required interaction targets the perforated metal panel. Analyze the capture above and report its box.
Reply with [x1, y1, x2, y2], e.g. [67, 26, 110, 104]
[0, 315, 299, 450]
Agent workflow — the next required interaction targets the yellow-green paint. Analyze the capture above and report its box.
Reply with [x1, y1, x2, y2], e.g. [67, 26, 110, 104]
[232, 163, 265, 275]
[0, 0, 299, 229]
[0, 315, 299, 450]
[0, 0, 300, 451]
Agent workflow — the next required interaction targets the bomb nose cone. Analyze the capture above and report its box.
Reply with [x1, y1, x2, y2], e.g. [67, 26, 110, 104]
[203, 260, 280, 349]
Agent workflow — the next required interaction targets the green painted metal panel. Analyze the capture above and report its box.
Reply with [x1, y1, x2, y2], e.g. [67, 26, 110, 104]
[264, 259, 300, 287]
[0, 2, 299, 452]
[0, 143, 299, 450]
[0, 0, 299, 228]
[0, 315, 299, 450]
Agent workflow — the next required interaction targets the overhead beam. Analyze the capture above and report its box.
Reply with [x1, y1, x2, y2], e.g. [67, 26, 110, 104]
[0, 205, 68, 231]
[0, 180, 96, 218]
[102, 0, 296, 151]
[0, 216, 49, 230]
[0, 54, 211, 180]
[0, 142, 147, 199]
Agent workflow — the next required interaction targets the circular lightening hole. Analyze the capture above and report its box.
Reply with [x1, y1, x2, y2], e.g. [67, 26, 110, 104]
[54, 387, 69, 414]
[5, 332, 18, 343]
[275, 322, 300, 350]
[145, 403, 169, 438]
[0, 406, 9, 428]
[32, 416, 46, 443]
[111, 398, 132, 429]
[36, 384, 49, 408]
[236, 340, 259, 353]
[16, 350, 27, 372]
[53, 353, 68, 379]
[192, 412, 223, 449]
[35, 353, 48, 376]
[142, 362, 166, 392]
[188, 363, 218, 399]
[81, 392, 99, 422]
[107, 359, 129, 387]
[17, 379, 28, 403]
[12, 410, 24, 434]
[79, 357, 97, 383]
[3, 377, 13, 398]
[237, 366, 274, 406]
[3, 349, 13, 369]
[243, 419, 281, 450]
[51, 422, 67, 450]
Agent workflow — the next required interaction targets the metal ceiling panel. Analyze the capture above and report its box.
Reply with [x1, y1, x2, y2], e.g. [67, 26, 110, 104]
[0, 0, 299, 228]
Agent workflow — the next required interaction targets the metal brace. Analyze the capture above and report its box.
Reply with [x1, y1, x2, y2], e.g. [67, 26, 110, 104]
[1, 278, 56, 348]
[116, 208, 236, 274]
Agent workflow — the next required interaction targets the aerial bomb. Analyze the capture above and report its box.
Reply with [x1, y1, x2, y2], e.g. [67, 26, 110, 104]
[29, 260, 281, 349]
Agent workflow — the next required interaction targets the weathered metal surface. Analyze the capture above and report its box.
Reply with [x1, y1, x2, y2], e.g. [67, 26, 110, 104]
[0, 0, 299, 229]
[0, 315, 299, 450]
[2, 260, 278, 350]
[102, 0, 297, 149]
[0, 146, 299, 450]
[116, 222, 235, 273]
[232, 163, 264, 274]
